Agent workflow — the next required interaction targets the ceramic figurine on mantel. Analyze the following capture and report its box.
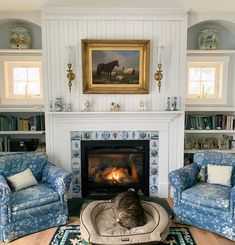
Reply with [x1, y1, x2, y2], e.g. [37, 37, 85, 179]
[82, 100, 90, 112]
[138, 100, 147, 111]
[165, 97, 179, 111]
[109, 102, 121, 112]
[10, 26, 31, 49]
[54, 97, 64, 112]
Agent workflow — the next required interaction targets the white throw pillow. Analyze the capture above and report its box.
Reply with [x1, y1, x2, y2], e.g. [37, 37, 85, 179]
[7, 168, 38, 191]
[207, 164, 233, 187]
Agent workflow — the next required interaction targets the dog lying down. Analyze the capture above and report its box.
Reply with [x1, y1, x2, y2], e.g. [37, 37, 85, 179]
[113, 189, 146, 229]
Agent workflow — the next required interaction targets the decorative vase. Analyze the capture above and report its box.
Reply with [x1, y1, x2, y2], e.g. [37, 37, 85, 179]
[10, 26, 31, 49]
[198, 28, 218, 50]
[54, 97, 63, 112]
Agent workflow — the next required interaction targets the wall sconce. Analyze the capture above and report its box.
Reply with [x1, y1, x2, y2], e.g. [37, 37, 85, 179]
[66, 46, 75, 93]
[154, 46, 164, 93]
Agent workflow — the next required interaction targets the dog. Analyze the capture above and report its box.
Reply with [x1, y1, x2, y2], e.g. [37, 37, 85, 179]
[113, 189, 146, 229]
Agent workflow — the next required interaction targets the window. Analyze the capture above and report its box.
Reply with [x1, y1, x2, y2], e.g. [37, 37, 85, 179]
[186, 56, 230, 105]
[0, 55, 43, 105]
[5, 61, 43, 99]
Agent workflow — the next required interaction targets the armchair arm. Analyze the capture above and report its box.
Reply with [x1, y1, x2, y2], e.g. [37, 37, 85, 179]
[42, 163, 72, 196]
[231, 186, 235, 219]
[169, 162, 199, 193]
[0, 175, 11, 206]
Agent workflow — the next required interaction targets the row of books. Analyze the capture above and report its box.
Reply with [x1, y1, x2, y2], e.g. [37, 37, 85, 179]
[185, 114, 235, 130]
[0, 136, 43, 152]
[0, 115, 45, 131]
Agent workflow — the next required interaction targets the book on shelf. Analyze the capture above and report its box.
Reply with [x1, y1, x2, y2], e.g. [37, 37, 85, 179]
[185, 114, 235, 130]
[0, 115, 45, 131]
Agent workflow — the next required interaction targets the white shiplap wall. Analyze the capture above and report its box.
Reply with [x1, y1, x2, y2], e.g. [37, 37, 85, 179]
[42, 8, 188, 111]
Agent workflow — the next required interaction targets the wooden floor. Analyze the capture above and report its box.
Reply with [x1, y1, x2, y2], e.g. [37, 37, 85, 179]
[0, 199, 234, 245]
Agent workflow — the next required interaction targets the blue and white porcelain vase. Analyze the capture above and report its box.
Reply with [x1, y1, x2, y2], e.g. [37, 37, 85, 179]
[10, 26, 31, 49]
[54, 97, 63, 112]
[198, 28, 218, 50]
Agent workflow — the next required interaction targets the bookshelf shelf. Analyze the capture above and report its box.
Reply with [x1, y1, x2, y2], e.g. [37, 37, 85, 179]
[185, 107, 235, 112]
[187, 50, 235, 54]
[184, 149, 235, 154]
[185, 130, 235, 134]
[0, 131, 45, 135]
[0, 49, 42, 54]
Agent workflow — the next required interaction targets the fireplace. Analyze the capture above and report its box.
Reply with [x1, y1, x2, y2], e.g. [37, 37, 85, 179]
[81, 140, 149, 197]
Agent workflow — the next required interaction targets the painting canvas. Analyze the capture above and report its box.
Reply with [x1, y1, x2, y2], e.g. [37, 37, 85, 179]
[82, 40, 149, 94]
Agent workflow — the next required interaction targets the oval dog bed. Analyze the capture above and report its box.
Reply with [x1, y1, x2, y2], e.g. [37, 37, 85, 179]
[80, 200, 169, 245]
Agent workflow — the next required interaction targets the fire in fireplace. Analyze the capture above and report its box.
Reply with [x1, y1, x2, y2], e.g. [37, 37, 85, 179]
[81, 140, 149, 196]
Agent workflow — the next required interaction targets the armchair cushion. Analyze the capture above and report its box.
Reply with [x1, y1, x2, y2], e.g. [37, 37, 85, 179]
[0, 175, 11, 206]
[11, 183, 59, 212]
[182, 183, 231, 211]
[42, 163, 72, 195]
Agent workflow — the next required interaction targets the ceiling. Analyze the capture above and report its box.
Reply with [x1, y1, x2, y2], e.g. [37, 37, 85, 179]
[1, 0, 235, 12]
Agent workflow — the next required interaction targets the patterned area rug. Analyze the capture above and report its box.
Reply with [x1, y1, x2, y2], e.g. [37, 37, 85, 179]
[49, 225, 196, 245]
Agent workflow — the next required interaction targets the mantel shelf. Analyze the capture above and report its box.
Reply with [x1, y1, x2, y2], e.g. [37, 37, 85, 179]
[46, 111, 184, 115]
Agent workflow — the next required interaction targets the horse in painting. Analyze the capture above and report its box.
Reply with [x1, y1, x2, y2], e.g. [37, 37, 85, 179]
[97, 60, 119, 80]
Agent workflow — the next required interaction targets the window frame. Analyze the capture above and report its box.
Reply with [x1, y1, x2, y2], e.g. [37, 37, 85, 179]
[0, 55, 44, 106]
[186, 55, 230, 105]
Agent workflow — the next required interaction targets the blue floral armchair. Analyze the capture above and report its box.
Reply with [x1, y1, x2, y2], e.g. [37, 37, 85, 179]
[169, 152, 235, 241]
[0, 152, 72, 242]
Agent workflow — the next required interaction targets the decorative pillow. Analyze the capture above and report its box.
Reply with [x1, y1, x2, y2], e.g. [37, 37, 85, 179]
[7, 168, 38, 191]
[197, 165, 206, 183]
[207, 164, 233, 187]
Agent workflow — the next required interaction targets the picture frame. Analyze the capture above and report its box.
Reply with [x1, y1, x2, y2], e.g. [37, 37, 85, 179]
[82, 39, 150, 94]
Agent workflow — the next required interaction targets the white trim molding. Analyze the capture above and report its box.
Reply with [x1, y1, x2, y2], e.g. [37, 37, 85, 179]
[41, 7, 189, 21]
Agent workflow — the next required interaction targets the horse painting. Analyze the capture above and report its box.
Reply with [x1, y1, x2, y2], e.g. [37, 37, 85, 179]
[97, 60, 119, 80]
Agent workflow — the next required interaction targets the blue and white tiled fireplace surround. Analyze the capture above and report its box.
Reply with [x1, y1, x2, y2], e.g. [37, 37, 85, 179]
[71, 130, 159, 197]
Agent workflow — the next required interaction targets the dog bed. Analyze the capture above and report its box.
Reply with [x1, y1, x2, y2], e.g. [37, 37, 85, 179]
[80, 200, 170, 245]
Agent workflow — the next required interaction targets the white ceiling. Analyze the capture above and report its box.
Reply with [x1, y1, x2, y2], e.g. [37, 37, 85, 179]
[1, 0, 235, 12]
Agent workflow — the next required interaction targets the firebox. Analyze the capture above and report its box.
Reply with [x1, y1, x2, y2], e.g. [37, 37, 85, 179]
[81, 140, 149, 197]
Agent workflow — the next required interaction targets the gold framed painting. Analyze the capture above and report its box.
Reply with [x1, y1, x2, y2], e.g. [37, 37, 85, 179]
[82, 39, 150, 94]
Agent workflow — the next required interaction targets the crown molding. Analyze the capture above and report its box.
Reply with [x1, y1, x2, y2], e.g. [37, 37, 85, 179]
[41, 7, 189, 21]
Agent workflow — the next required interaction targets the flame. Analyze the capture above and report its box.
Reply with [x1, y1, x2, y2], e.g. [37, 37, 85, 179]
[106, 168, 126, 183]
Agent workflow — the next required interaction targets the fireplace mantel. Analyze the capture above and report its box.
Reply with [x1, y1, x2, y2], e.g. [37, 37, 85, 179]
[46, 110, 184, 198]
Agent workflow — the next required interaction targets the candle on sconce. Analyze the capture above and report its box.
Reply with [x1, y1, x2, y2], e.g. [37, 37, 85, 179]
[65, 46, 74, 64]
[158, 46, 164, 64]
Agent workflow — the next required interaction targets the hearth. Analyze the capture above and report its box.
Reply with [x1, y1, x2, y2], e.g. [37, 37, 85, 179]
[81, 140, 149, 196]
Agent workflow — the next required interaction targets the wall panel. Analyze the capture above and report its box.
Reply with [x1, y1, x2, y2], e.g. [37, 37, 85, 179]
[42, 9, 187, 112]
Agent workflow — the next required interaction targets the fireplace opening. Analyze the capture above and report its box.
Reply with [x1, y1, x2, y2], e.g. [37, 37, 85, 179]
[81, 140, 149, 197]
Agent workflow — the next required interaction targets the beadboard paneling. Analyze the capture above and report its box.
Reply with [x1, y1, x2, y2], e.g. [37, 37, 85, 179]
[42, 9, 188, 112]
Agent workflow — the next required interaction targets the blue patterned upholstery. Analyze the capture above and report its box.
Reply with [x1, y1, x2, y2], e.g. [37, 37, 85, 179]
[0, 153, 72, 242]
[169, 152, 235, 241]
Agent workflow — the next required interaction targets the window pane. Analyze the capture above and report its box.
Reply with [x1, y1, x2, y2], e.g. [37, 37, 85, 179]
[28, 67, 40, 81]
[189, 67, 201, 81]
[13, 68, 27, 81]
[13, 82, 27, 95]
[28, 82, 40, 95]
[188, 81, 201, 94]
[201, 67, 215, 81]
[203, 82, 215, 95]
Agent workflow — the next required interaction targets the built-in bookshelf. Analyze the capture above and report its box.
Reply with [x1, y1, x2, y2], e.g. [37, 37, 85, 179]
[184, 109, 235, 165]
[0, 111, 45, 152]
